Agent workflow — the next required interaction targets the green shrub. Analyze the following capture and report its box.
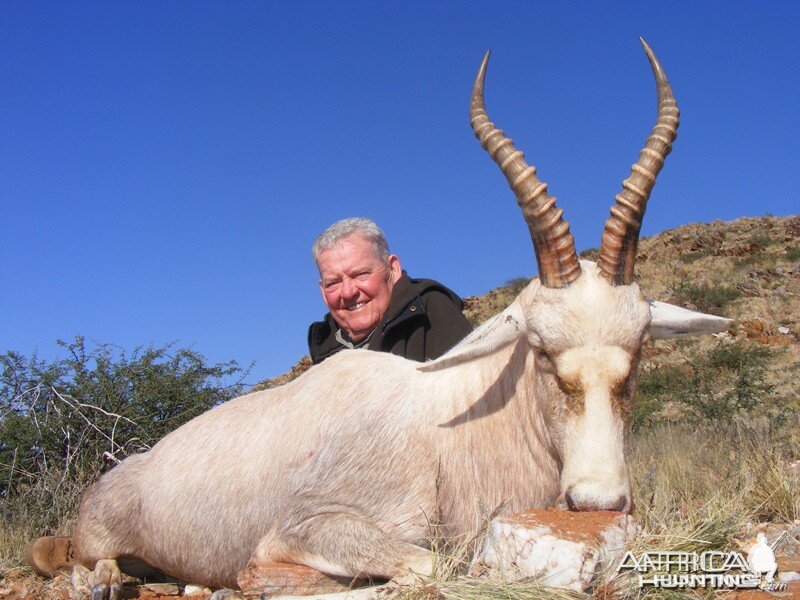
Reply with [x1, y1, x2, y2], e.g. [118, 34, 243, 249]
[748, 232, 775, 251]
[735, 252, 781, 273]
[634, 342, 775, 428]
[694, 344, 773, 420]
[0, 337, 249, 566]
[671, 281, 740, 314]
[678, 251, 705, 264]
[704, 343, 770, 371]
[633, 364, 692, 430]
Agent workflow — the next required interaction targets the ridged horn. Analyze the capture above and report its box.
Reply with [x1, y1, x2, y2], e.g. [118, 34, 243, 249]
[470, 50, 581, 289]
[597, 38, 680, 285]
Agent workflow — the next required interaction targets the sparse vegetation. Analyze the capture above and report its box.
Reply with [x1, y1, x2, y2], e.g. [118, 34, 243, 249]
[747, 232, 776, 252]
[677, 251, 705, 264]
[633, 342, 777, 428]
[670, 281, 740, 314]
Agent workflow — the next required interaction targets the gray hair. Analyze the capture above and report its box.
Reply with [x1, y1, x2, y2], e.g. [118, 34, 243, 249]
[312, 218, 391, 267]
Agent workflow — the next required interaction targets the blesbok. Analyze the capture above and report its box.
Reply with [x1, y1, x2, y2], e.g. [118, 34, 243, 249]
[68, 40, 731, 599]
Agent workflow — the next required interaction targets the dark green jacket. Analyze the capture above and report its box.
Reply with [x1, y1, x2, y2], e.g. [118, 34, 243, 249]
[308, 273, 472, 364]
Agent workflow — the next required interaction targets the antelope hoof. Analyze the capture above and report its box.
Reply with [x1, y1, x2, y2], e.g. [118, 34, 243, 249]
[91, 584, 107, 600]
[89, 558, 123, 600]
[90, 582, 123, 600]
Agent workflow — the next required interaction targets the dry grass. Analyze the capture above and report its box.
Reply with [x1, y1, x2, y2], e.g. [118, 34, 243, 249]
[390, 422, 800, 600]
[1, 471, 82, 574]
[631, 422, 798, 526]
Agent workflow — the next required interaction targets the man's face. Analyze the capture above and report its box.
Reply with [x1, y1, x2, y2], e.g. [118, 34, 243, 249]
[317, 234, 402, 342]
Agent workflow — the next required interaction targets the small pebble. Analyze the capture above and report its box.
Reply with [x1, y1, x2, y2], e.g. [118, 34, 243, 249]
[777, 326, 790, 334]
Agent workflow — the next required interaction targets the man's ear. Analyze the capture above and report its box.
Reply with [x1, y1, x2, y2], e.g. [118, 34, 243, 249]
[648, 300, 733, 338]
[387, 254, 402, 284]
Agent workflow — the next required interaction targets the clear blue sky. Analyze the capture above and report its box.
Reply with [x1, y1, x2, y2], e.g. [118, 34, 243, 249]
[2, 1, 798, 381]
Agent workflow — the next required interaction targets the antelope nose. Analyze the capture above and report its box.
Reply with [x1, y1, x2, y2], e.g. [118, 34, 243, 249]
[564, 488, 630, 513]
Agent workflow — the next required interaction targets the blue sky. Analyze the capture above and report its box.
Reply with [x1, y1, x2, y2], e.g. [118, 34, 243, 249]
[2, 1, 798, 381]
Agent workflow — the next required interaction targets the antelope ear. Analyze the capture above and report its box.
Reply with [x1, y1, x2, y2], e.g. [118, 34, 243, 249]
[418, 300, 527, 371]
[648, 299, 733, 339]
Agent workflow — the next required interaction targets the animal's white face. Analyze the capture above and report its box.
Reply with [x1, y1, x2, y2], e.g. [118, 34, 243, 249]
[421, 260, 732, 514]
[519, 262, 651, 512]
[444, 40, 734, 514]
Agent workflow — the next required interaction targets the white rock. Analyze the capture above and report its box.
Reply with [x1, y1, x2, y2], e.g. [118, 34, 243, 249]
[778, 571, 800, 583]
[473, 509, 639, 592]
[777, 326, 791, 334]
[185, 584, 214, 595]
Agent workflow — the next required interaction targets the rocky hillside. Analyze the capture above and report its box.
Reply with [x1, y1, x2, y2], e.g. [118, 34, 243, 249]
[256, 215, 800, 425]
[625, 215, 798, 426]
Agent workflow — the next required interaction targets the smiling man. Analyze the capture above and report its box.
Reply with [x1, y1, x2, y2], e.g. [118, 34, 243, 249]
[308, 218, 472, 364]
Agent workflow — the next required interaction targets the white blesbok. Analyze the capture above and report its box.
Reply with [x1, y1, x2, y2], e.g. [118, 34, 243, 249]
[68, 40, 731, 599]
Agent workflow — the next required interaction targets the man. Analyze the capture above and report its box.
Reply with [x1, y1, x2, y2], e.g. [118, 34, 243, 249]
[309, 218, 471, 364]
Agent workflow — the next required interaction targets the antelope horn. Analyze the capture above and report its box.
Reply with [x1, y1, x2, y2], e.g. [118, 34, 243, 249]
[597, 38, 680, 285]
[470, 51, 580, 289]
